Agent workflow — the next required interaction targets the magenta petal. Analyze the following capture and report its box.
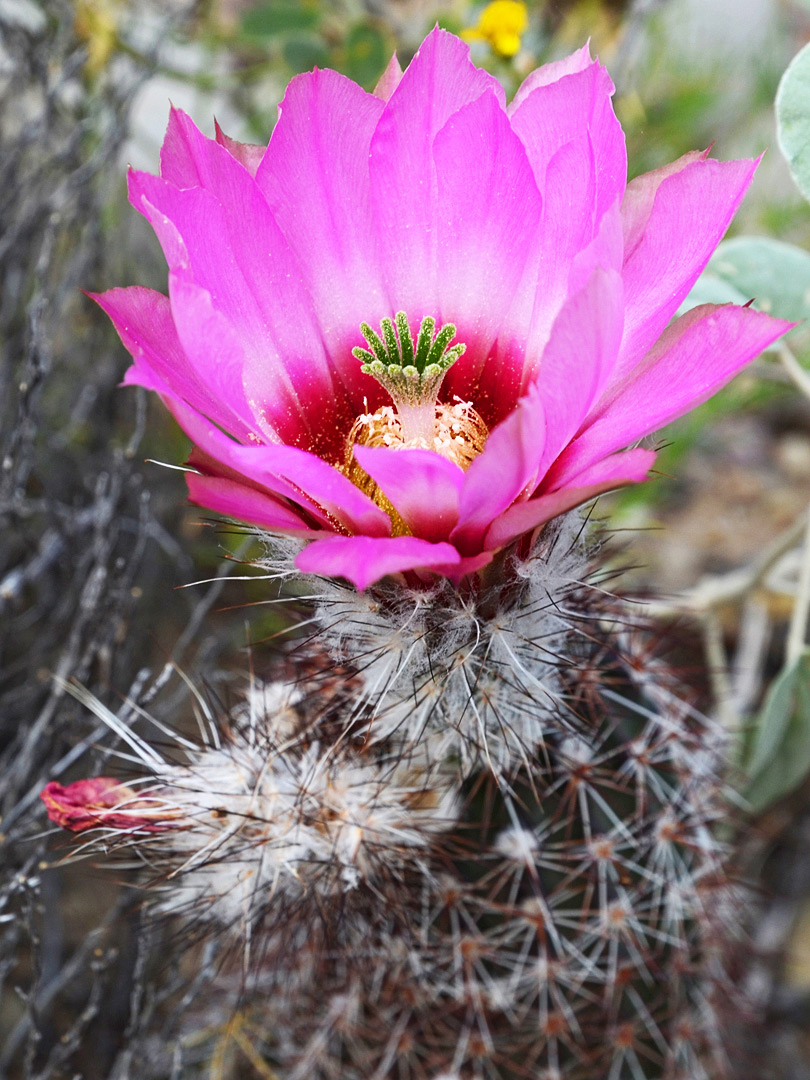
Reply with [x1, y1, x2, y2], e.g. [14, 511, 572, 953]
[432, 91, 542, 410]
[486, 448, 656, 550]
[161, 395, 329, 525]
[295, 536, 461, 590]
[508, 58, 625, 371]
[164, 270, 294, 446]
[352, 446, 464, 542]
[373, 52, 404, 101]
[433, 551, 494, 583]
[483, 180, 621, 427]
[159, 392, 392, 538]
[621, 149, 707, 258]
[617, 157, 759, 380]
[186, 474, 321, 537]
[552, 303, 793, 486]
[214, 120, 265, 177]
[159, 106, 208, 188]
[452, 381, 546, 555]
[130, 175, 350, 456]
[565, 199, 623, 298]
[200, 443, 391, 539]
[369, 26, 505, 317]
[432, 90, 546, 406]
[127, 171, 281, 353]
[506, 138, 596, 376]
[122, 361, 170, 396]
[534, 266, 624, 472]
[91, 286, 256, 441]
[510, 59, 625, 219]
[511, 64, 624, 370]
[130, 147, 353, 458]
[255, 69, 389, 398]
[508, 43, 592, 114]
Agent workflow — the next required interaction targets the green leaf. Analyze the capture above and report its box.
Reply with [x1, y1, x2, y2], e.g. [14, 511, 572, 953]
[282, 36, 330, 73]
[343, 23, 388, 88]
[681, 236, 810, 323]
[241, 2, 319, 40]
[744, 649, 810, 813]
[777, 41, 810, 204]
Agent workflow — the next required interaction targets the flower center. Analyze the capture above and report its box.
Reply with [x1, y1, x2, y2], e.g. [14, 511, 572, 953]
[344, 313, 489, 533]
[352, 312, 468, 445]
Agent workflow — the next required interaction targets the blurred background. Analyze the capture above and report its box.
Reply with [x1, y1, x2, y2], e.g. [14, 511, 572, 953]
[2, 0, 810, 1076]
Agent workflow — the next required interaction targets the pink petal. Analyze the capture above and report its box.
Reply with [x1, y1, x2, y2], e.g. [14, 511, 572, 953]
[214, 120, 266, 177]
[254, 69, 390, 401]
[163, 270, 309, 449]
[564, 198, 623, 299]
[486, 448, 656, 550]
[185, 474, 322, 537]
[352, 446, 464, 542]
[451, 381, 546, 555]
[508, 43, 592, 114]
[621, 149, 707, 258]
[368, 26, 505, 319]
[159, 105, 209, 188]
[431, 91, 543, 417]
[432, 550, 494, 583]
[484, 178, 622, 427]
[130, 135, 355, 459]
[161, 392, 392, 538]
[507, 61, 626, 368]
[91, 286, 256, 442]
[510, 59, 625, 219]
[616, 156, 759, 382]
[187, 443, 331, 529]
[373, 52, 404, 101]
[534, 266, 624, 472]
[551, 303, 793, 486]
[295, 535, 461, 590]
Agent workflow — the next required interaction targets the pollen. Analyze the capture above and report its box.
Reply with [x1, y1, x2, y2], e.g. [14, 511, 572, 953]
[344, 399, 488, 532]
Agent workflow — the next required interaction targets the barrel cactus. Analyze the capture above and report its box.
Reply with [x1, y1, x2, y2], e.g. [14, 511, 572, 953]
[45, 518, 737, 1078]
[43, 26, 789, 1079]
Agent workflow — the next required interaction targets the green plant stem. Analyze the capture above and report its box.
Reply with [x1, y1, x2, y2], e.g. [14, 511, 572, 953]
[702, 611, 739, 731]
[786, 504, 810, 666]
[775, 340, 810, 401]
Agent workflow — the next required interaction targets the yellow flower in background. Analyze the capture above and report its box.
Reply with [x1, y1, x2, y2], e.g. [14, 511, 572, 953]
[74, 0, 120, 76]
[463, 1, 529, 58]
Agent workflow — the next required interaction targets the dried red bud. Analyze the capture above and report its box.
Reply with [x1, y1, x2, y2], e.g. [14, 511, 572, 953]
[41, 777, 178, 833]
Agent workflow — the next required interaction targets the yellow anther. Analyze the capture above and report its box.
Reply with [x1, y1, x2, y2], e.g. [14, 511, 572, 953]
[343, 400, 489, 533]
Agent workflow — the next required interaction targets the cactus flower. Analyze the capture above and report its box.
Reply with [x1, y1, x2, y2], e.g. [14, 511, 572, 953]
[94, 28, 790, 590]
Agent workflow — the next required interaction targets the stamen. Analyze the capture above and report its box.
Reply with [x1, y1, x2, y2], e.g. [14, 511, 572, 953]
[344, 399, 489, 532]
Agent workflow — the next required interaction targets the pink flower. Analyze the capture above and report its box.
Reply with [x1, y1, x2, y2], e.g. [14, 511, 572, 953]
[94, 29, 790, 590]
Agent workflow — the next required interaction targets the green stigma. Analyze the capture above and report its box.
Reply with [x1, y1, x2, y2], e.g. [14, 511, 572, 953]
[352, 314, 466, 446]
[353, 313, 465, 407]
